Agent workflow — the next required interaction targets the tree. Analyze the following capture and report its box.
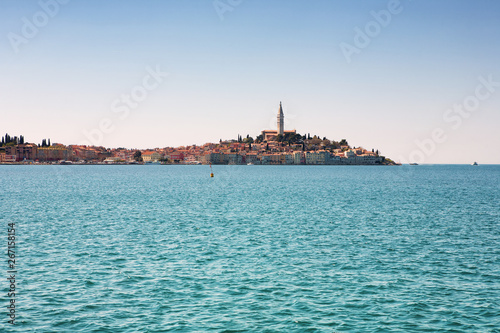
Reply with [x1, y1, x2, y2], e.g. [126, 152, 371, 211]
[310, 137, 322, 145]
[133, 150, 142, 161]
[48, 138, 51, 146]
[339, 139, 348, 146]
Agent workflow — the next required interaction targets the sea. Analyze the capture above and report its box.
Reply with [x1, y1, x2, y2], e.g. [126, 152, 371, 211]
[0, 164, 499, 332]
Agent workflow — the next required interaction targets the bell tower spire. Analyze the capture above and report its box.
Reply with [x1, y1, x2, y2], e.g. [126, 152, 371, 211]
[277, 101, 284, 136]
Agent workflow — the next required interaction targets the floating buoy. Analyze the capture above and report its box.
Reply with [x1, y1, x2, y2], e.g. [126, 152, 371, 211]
[210, 173, 214, 178]
[210, 164, 214, 177]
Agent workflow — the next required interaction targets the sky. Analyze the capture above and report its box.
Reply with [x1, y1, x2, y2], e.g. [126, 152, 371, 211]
[1, 0, 499, 164]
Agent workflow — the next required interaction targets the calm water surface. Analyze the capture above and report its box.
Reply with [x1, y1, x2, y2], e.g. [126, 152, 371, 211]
[1, 165, 499, 332]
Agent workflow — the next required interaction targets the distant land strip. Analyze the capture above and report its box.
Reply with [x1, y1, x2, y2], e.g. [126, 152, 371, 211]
[0, 132, 397, 165]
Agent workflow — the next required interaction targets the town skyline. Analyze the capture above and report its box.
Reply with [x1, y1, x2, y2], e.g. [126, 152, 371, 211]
[1, 1, 499, 164]
[1, 103, 396, 165]
[0, 97, 495, 164]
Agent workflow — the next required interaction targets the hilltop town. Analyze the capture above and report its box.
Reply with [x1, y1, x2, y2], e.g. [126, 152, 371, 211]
[1, 103, 396, 165]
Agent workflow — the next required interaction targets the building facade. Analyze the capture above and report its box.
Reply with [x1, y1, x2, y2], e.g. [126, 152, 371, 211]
[142, 151, 161, 162]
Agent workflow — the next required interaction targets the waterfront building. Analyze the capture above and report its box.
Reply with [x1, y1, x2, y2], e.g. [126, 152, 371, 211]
[293, 151, 303, 165]
[184, 155, 197, 164]
[142, 151, 161, 162]
[166, 152, 184, 163]
[223, 153, 243, 165]
[261, 153, 272, 165]
[355, 154, 382, 165]
[36, 145, 72, 162]
[5, 144, 38, 161]
[282, 153, 294, 164]
[344, 150, 356, 158]
[201, 152, 221, 164]
[71, 145, 99, 161]
[305, 151, 330, 165]
[269, 153, 281, 164]
[245, 152, 260, 164]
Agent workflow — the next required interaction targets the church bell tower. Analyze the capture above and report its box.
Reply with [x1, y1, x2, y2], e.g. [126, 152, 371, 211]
[277, 102, 284, 136]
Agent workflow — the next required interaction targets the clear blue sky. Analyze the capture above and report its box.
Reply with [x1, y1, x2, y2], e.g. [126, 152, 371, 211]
[1, 0, 499, 163]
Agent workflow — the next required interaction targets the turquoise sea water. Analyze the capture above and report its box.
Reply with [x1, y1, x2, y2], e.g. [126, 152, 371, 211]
[1, 165, 499, 332]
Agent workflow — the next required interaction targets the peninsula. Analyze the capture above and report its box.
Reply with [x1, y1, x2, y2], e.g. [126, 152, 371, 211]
[1, 103, 397, 165]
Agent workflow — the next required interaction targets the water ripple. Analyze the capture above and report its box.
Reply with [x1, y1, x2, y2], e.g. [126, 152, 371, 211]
[0, 165, 499, 332]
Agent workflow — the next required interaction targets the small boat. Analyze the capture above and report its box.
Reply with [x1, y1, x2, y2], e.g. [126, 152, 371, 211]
[409, 163, 418, 165]
[247, 162, 254, 165]
[59, 160, 73, 165]
[472, 162, 478, 166]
